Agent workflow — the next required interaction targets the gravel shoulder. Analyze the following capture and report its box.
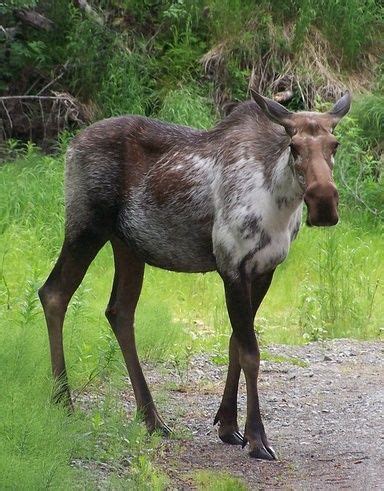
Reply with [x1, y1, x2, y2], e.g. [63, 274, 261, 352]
[130, 340, 384, 489]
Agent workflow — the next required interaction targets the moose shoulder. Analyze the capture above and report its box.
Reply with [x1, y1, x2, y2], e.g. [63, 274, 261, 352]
[39, 91, 351, 460]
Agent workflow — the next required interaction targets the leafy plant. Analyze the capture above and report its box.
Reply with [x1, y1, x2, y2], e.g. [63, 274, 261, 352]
[335, 112, 383, 220]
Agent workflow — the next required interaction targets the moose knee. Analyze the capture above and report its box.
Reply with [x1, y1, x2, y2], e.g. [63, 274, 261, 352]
[38, 285, 67, 317]
[239, 350, 260, 374]
[105, 305, 133, 323]
[105, 304, 134, 333]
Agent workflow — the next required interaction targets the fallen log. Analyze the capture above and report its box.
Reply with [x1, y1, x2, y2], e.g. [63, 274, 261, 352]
[14, 9, 54, 31]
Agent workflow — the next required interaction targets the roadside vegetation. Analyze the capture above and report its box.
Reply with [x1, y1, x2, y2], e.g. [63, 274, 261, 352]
[0, 0, 383, 488]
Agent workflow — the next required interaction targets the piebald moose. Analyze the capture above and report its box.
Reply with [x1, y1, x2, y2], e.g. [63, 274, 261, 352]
[39, 91, 351, 460]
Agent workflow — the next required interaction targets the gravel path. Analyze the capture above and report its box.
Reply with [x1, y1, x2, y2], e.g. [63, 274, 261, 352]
[76, 340, 383, 489]
[126, 340, 384, 490]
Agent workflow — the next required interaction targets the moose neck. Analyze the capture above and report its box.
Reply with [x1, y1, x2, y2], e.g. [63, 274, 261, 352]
[207, 102, 303, 206]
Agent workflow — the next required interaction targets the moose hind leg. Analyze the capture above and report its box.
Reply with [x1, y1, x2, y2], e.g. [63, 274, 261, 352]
[214, 333, 243, 445]
[106, 237, 170, 435]
[39, 231, 106, 408]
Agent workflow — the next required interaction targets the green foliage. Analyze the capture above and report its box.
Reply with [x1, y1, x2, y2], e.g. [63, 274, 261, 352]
[350, 92, 384, 150]
[292, 0, 317, 52]
[64, 7, 114, 101]
[97, 49, 150, 117]
[0, 0, 37, 13]
[2, 0, 382, 123]
[136, 299, 188, 362]
[259, 0, 382, 65]
[335, 108, 384, 220]
[0, 294, 165, 488]
[315, 0, 381, 64]
[208, 0, 255, 43]
[158, 16, 206, 84]
[158, 85, 216, 128]
[298, 228, 381, 341]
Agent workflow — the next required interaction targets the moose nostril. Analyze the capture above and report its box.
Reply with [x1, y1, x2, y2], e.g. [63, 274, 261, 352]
[304, 185, 316, 202]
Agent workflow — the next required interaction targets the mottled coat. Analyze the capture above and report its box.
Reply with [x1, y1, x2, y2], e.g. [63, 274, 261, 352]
[66, 101, 303, 277]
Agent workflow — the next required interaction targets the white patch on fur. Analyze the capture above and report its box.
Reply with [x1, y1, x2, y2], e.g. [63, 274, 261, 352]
[213, 149, 303, 278]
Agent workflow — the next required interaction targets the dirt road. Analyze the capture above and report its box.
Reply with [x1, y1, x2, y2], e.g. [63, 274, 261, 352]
[135, 340, 384, 489]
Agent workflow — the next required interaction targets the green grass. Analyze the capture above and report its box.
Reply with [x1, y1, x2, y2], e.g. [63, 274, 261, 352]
[194, 470, 248, 490]
[1, 146, 382, 351]
[0, 276, 167, 489]
[1, 144, 383, 487]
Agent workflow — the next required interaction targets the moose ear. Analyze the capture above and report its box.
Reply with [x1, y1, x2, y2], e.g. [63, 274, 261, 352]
[328, 91, 352, 127]
[250, 89, 293, 132]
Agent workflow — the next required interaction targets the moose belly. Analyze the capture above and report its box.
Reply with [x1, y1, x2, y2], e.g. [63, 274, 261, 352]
[118, 207, 216, 273]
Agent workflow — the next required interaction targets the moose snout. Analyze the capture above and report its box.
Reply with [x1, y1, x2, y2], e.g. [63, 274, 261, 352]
[304, 182, 339, 227]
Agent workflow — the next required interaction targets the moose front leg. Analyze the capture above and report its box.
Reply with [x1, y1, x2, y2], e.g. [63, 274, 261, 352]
[214, 333, 243, 444]
[221, 274, 276, 460]
[215, 270, 276, 445]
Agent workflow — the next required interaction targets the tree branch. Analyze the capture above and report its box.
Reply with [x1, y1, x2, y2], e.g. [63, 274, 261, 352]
[14, 9, 54, 31]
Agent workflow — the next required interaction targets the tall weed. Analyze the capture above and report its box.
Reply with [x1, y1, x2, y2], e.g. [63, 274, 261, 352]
[97, 48, 150, 117]
[299, 228, 381, 340]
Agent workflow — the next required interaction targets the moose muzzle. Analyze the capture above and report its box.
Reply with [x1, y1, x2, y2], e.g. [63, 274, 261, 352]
[304, 181, 339, 227]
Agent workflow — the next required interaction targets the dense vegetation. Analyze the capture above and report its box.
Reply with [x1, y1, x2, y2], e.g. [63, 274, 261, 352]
[2, 0, 383, 213]
[0, 1, 383, 488]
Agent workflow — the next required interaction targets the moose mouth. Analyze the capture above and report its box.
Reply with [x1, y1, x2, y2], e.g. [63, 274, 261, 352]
[304, 181, 339, 227]
[305, 205, 339, 227]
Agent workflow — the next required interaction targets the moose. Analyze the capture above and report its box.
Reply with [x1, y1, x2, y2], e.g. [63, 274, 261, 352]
[39, 90, 351, 460]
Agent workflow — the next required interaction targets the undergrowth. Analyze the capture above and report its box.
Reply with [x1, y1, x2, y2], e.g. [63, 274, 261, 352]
[194, 470, 248, 490]
[2, 0, 382, 120]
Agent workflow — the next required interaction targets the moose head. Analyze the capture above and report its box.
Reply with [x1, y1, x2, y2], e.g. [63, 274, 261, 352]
[251, 90, 351, 226]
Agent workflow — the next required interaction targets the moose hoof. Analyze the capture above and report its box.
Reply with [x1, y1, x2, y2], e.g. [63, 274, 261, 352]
[219, 430, 244, 445]
[144, 407, 172, 437]
[157, 423, 172, 437]
[214, 408, 242, 445]
[242, 434, 277, 461]
[52, 390, 74, 413]
[248, 445, 277, 460]
[149, 421, 172, 437]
